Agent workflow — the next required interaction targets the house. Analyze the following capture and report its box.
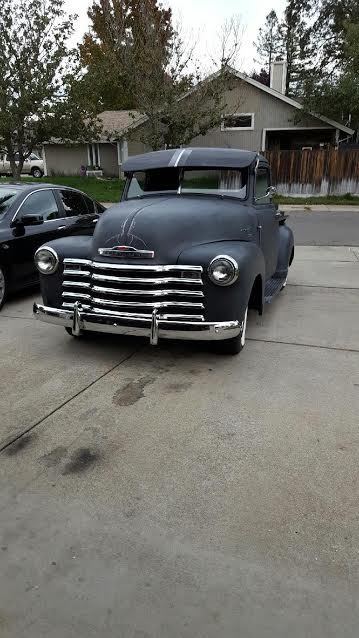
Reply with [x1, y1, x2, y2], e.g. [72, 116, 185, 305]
[43, 110, 148, 178]
[190, 62, 354, 152]
[43, 61, 354, 178]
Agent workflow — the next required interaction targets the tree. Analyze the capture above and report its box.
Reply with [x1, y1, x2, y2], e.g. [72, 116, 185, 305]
[277, 0, 313, 96]
[80, 0, 243, 150]
[79, 0, 174, 111]
[254, 10, 280, 75]
[250, 68, 270, 86]
[0, 0, 99, 179]
[311, 0, 359, 72]
[301, 17, 359, 132]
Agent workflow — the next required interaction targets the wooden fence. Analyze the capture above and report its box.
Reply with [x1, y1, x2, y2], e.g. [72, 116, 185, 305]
[264, 149, 359, 196]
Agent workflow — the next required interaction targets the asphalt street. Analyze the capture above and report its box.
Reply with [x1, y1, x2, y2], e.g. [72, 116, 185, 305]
[0, 238, 358, 638]
[286, 209, 359, 245]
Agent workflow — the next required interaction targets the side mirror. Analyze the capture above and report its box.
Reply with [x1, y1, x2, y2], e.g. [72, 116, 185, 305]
[20, 214, 44, 226]
[267, 185, 277, 197]
[255, 185, 277, 201]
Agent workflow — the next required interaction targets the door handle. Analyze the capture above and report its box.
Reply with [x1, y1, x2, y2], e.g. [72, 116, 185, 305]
[57, 225, 66, 230]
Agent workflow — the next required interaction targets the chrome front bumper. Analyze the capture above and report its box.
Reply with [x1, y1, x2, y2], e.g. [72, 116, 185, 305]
[33, 302, 241, 344]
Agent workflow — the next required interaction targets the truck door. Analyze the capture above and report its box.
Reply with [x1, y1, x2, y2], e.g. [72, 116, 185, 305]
[253, 164, 280, 278]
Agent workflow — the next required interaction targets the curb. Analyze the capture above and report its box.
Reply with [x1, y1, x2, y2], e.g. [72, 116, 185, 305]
[280, 205, 359, 213]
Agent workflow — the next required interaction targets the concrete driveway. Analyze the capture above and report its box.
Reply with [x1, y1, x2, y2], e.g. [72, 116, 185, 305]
[0, 246, 358, 638]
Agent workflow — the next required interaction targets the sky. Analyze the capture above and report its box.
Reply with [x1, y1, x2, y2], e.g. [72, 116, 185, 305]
[64, 0, 287, 71]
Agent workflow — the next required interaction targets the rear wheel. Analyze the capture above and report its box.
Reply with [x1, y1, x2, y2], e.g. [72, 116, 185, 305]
[216, 306, 248, 355]
[31, 167, 43, 178]
[0, 266, 7, 311]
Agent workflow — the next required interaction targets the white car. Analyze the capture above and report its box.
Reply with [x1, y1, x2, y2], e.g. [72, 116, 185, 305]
[0, 152, 44, 178]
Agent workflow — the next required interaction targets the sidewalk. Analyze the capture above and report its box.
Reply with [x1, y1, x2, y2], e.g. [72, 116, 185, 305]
[280, 204, 359, 212]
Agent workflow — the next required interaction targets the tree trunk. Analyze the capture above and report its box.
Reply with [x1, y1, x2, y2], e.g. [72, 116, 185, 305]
[7, 150, 23, 181]
[11, 161, 23, 181]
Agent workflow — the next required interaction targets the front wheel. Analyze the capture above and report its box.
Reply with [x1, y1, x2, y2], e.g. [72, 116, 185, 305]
[0, 266, 7, 311]
[216, 306, 248, 355]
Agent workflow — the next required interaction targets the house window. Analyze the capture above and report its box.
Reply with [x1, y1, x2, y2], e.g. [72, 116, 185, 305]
[87, 143, 100, 168]
[221, 113, 254, 131]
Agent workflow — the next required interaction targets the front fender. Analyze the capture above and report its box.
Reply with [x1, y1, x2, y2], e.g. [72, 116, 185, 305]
[276, 224, 294, 277]
[178, 241, 265, 322]
[37, 236, 92, 308]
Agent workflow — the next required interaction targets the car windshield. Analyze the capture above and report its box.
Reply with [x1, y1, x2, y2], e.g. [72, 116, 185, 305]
[0, 188, 19, 220]
[126, 167, 248, 200]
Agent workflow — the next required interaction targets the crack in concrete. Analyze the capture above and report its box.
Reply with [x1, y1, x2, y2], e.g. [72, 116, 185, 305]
[247, 337, 359, 354]
[288, 283, 359, 290]
[0, 346, 143, 455]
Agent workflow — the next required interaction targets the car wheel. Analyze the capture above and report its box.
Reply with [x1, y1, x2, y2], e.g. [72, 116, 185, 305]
[31, 167, 43, 178]
[216, 306, 248, 355]
[0, 266, 7, 311]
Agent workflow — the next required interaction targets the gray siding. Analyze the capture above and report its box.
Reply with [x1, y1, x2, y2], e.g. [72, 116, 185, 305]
[128, 139, 149, 156]
[99, 143, 118, 177]
[45, 139, 149, 177]
[190, 79, 332, 151]
[44, 144, 88, 176]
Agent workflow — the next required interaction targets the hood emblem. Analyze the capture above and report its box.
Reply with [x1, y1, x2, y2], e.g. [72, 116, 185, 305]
[98, 245, 155, 259]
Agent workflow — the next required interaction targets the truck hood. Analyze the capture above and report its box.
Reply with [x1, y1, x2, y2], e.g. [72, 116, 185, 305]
[92, 195, 256, 264]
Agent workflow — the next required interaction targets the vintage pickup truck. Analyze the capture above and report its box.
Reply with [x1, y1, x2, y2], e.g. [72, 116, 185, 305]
[33, 147, 294, 354]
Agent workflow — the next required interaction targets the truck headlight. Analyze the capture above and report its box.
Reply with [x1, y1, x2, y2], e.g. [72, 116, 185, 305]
[208, 255, 239, 286]
[35, 247, 59, 275]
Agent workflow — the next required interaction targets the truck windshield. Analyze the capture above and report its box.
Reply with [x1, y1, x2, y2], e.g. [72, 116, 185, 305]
[126, 167, 248, 200]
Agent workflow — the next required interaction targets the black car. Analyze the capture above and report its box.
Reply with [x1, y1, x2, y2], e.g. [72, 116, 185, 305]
[33, 148, 294, 355]
[0, 183, 104, 309]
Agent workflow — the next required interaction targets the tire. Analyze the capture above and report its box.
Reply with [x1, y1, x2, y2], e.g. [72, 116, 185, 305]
[31, 167, 43, 178]
[65, 327, 82, 337]
[216, 306, 248, 355]
[0, 265, 7, 311]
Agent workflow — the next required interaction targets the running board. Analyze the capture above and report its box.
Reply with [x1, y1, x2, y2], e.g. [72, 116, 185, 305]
[264, 276, 287, 304]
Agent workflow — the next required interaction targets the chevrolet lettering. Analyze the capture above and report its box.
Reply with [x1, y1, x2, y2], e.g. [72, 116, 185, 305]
[98, 246, 155, 259]
[33, 148, 294, 354]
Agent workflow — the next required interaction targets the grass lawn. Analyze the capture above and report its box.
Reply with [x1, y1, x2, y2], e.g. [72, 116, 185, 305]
[275, 194, 359, 206]
[0, 175, 125, 203]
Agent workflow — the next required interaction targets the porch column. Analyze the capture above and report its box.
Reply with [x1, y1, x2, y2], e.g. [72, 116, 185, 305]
[42, 145, 48, 176]
[117, 139, 128, 178]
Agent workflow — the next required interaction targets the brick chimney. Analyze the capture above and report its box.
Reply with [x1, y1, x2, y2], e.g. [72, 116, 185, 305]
[270, 61, 287, 94]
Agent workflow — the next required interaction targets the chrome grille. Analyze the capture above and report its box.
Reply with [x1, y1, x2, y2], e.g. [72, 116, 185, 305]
[62, 259, 205, 321]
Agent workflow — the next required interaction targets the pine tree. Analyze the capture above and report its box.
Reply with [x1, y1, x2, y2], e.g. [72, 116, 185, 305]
[301, 2, 359, 132]
[313, 0, 359, 71]
[277, 0, 313, 96]
[254, 10, 280, 75]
